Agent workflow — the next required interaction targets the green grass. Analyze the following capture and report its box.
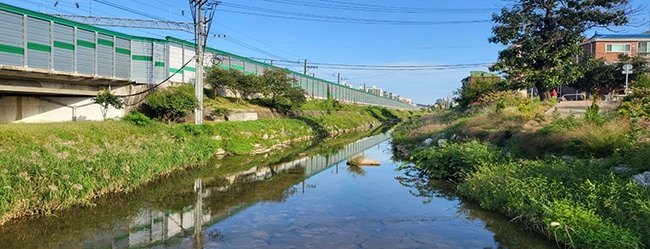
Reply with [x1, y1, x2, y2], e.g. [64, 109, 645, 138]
[0, 108, 395, 225]
[392, 94, 650, 249]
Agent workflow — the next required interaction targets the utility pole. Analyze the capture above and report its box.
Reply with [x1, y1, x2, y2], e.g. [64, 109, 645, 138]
[189, 0, 218, 124]
[195, 4, 204, 125]
[303, 59, 307, 75]
[337, 73, 340, 84]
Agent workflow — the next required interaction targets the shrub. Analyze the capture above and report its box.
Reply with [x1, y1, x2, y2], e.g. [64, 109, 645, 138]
[584, 102, 604, 126]
[123, 110, 152, 126]
[212, 107, 232, 117]
[145, 87, 198, 123]
[402, 141, 501, 180]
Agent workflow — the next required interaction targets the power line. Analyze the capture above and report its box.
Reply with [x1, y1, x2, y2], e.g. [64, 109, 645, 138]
[260, 0, 499, 14]
[91, 0, 167, 21]
[218, 3, 491, 25]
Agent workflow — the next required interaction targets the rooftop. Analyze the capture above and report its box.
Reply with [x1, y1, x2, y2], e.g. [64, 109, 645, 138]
[586, 33, 650, 41]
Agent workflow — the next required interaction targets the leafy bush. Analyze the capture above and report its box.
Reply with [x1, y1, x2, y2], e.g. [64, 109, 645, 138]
[584, 101, 604, 126]
[123, 110, 152, 126]
[618, 75, 650, 120]
[211, 107, 232, 117]
[145, 87, 198, 123]
[537, 115, 581, 135]
[457, 156, 650, 249]
[402, 141, 501, 179]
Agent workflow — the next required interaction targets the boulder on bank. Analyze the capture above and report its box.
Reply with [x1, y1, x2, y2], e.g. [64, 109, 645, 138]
[632, 172, 650, 188]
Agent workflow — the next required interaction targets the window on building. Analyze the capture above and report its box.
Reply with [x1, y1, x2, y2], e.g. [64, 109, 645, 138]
[605, 44, 631, 52]
[639, 41, 650, 57]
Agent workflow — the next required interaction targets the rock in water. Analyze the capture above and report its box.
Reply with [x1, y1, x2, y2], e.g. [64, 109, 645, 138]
[347, 158, 381, 166]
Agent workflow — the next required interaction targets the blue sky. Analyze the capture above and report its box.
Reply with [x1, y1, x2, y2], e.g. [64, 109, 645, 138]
[4, 0, 649, 104]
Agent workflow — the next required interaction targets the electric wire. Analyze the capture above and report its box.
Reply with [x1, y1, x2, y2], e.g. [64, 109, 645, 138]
[217, 3, 491, 25]
[115, 56, 196, 97]
[258, 0, 499, 14]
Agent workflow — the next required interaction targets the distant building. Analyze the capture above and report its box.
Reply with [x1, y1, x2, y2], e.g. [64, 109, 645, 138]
[581, 33, 650, 62]
[461, 71, 502, 88]
[366, 85, 383, 96]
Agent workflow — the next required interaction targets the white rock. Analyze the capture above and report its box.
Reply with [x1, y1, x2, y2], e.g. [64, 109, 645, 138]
[423, 138, 434, 146]
[438, 139, 448, 147]
[611, 165, 631, 172]
[632, 172, 650, 187]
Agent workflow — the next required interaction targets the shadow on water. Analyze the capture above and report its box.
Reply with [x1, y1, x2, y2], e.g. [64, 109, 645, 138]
[395, 174, 558, 249]
[0, 129, 388, 249]
[0, 128, 557, 249]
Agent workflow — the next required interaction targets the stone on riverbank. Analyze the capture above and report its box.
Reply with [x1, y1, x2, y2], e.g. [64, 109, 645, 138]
[632, 172, 650, 187]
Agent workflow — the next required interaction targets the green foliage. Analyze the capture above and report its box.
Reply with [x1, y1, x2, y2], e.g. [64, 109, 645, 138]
[457, 156, 650, 249]
[91, 89, 125, 120]
[211, 107, 232, 117]
[618, 75, 650, 119]
[123, 110, 153, 126]
[402, 141, 500, 180]
[495, 99, 505, 113]
[261, 68, 306, 111]
[489, 0, 630, 101]
[145, 86, 199, 123]
[543, 200, 641, 249]
[205, 66, 238, 98]
[570, 56, 617, 96]
[584, 102, 604, 126]
[537, 115, 580, 135]
[571, 55, 649, 97]
[454, 80, 504, 109]
[0, 108, 391, 224]
[237, 73, 261, 100]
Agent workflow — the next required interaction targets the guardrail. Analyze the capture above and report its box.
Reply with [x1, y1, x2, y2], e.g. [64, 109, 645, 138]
[561, 93, 586, 101]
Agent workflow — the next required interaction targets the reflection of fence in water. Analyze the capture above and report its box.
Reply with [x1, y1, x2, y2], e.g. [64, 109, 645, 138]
[81, 132, 392, 248]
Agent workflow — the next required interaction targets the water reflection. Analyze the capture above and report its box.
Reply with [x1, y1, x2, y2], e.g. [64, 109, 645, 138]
[0, 129, 557, 249]
[395, 174, 557, 249]
[0, 130, 391, 249]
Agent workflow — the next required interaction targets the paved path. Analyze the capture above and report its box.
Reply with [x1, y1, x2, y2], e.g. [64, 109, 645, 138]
[546, 100, 620, 118]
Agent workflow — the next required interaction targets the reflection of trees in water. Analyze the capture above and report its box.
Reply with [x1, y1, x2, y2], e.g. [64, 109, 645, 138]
[347, 165, 366, 177]
[394, 173, 457, 204]
[395, 174, 557, 249]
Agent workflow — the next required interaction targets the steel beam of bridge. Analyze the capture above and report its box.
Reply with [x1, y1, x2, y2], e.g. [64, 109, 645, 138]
[53, 14, 194, 33]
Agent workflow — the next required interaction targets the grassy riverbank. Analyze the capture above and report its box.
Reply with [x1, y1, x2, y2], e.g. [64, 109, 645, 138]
[393, 96, 650, 248]
[0, 107, 410, 225]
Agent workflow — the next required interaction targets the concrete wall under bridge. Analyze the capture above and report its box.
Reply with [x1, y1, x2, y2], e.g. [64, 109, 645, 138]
[0, 83, 151, 123]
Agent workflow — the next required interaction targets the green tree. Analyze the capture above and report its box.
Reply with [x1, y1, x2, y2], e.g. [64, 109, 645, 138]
[489, 0, 630, 101]
[205, 66, 238, 98]
[92, 89, 124, 120]
[261, 68, 306, 110]
[613, 54, 650, 85]
[145, 86, 198, 123]
[571, 54, 649, 98]
[454, 79, 503, 110]
[570, 56, 616, 97]
[238, 73, 262, 101]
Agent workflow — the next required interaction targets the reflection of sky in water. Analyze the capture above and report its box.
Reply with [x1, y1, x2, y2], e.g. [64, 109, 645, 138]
[0, 133, 557, 249]
[201, 142, 500, 249]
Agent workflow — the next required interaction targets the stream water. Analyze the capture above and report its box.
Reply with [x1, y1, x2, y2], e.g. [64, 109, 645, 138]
[0, 130, 558, 248]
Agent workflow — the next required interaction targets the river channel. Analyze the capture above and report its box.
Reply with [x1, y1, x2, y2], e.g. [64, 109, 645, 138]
[0, 129, 558, 249]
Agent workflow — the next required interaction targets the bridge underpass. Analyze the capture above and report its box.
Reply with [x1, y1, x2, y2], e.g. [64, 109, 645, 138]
[0, 65, 137, 123]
